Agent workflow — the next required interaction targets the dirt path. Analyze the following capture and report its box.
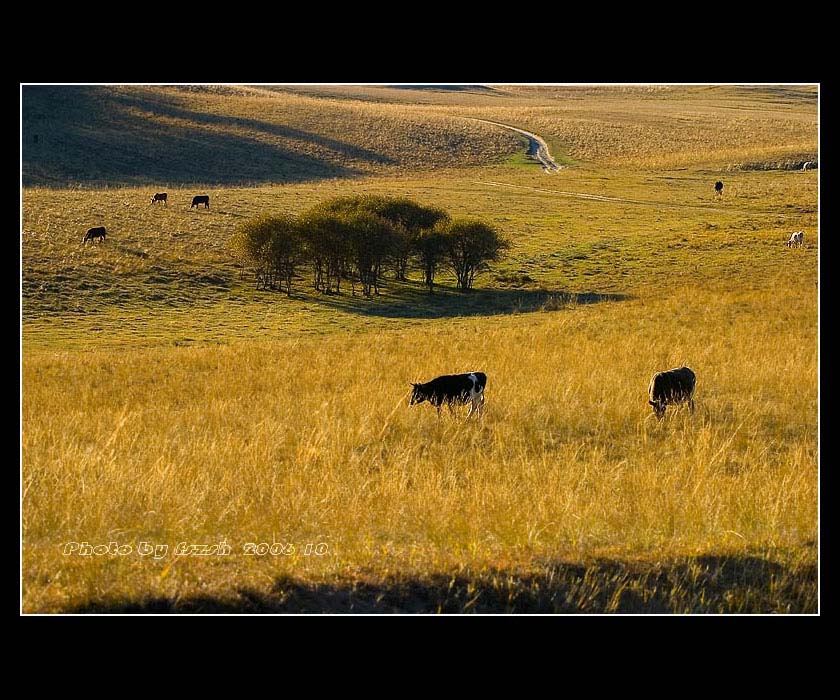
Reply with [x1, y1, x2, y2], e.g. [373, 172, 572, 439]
[469, 121, 800, 217]
[469, 118, 562, 172]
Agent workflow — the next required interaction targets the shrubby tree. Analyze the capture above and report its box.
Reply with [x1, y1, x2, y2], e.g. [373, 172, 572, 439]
[268, 215, 304, 296]
[341, 210, 398, 296]
[316, 195, 448, 281]
[231, 198, 509, 298]
[229, 214, 303, 295]
[229, 215, 271, 287]
[442, 218, 510, 292]
[413, 225, 449, 293]
[300, 209, 350, 294]
[363, 198, 448, 280]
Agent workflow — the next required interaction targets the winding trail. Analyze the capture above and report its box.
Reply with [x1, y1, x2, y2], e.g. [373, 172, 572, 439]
[467, 119, 801, 218]
[468, 118, 562, 172]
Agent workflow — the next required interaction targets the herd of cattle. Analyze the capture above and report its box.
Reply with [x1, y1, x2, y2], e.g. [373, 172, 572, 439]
[82, 192, 209, 243]
[408, 175, 790, 420]
[410, 366, 696, 421]
[75, 181, 807, 419]
[80, 184, 811, 250]
[149, 192, 209, 209]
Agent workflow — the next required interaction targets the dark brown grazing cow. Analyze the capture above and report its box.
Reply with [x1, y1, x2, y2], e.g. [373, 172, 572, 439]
[714, 181, 724, 195]
[648, 366, 696, 420]
[190, 195, 210, 209]
[150, 192, 167, 205]
[82, 226, 107, 244]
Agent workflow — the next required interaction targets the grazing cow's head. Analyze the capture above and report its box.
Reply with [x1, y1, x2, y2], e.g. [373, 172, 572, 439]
[410, 383, 426, 406]
[649, 399, 666, 420]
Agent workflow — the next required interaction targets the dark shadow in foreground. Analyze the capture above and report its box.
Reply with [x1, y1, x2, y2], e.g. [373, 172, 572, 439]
[66, 554, 817, 614]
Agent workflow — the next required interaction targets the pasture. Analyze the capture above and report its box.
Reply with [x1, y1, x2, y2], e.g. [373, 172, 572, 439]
[21, 85, 818, 613]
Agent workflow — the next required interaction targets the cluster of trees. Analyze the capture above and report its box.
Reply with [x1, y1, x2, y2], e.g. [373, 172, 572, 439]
[229, 195, 509, 296]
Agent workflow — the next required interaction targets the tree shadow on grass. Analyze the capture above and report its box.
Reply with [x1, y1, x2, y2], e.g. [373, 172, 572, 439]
[308, 282, 630, 320]
[65, 553, 816, 614]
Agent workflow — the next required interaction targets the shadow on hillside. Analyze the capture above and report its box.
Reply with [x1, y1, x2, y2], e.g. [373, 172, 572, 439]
[107, 89, 397, 167]
[65, 553, 816, 614]
[22, 86, 377, 186]
[387, 85, 499, 93]
[306, 283, 629, 320]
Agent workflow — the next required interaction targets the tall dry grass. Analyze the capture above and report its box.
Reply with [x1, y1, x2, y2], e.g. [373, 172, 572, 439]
[22, 283, 817, 612]
[21, 84, 818, 611]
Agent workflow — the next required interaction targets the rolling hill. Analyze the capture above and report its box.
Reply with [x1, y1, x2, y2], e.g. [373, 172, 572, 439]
[20, 83, 819, 613]
[22, 84, 817, 187]
[22, 85, 523, 186]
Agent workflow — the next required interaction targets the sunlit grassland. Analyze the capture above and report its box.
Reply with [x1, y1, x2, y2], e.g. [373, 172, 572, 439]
[277, 84, 817, 170]
[22, 167, 817, 349]
[22, 166, 818, 612]
[23, 85, 816, 188]
[22, 281, 817, 613]
[21, 84, 819, 612]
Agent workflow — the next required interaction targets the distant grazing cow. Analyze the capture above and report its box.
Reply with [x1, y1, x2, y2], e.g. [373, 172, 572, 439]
[648, 366, 696, 420]
[802, 162, 812, 171]
[150, 192, 168, 205]
[190, 195, 210, 209]
[410, 372, 487, 417]
[714, 181, 724, 195]
[786, 231, 804, 248]
[82, 226, 107, 244]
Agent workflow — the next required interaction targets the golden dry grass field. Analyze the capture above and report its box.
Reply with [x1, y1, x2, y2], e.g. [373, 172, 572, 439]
[21, 85, 819, 613]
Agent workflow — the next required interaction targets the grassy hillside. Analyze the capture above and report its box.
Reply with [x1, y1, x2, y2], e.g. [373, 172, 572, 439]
[22, 85, 521, 186]
[20, 85, 819, 613]
[22, 85, 817, 187]
[22, 165, 817, 348]
[253, 84, 819, 170]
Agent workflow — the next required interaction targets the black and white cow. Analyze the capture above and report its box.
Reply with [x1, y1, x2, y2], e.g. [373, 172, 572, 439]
[410, 372, 487, 417]
[648, 366, 696, 420]
[786, 231, 804, 248]
[714, 181, 724, 195]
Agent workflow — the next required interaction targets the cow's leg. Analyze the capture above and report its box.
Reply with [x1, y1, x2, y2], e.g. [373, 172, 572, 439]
[688, 398, 695, 413]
